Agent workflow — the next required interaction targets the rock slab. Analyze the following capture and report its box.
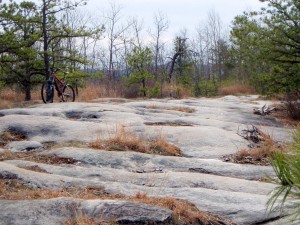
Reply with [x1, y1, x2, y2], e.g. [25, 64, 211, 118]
[0, 198, 172, 225]
[0, 96, 294, 224]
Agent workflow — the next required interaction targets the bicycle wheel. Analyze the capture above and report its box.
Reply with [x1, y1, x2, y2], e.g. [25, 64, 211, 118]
[41, 81, 54, 104]
[62, 84, 75, 102]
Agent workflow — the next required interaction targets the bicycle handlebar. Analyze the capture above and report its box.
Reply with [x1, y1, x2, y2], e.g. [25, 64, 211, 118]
[51, 68, 69, 76]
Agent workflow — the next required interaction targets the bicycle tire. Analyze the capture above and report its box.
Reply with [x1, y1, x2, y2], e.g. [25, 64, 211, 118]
[41, 81, 54, 104]
[62, 84, 75, 102]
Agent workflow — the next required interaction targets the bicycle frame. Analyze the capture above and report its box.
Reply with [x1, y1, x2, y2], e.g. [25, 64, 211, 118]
[42, 68, 75, 103]
[50, 70, 65, 95]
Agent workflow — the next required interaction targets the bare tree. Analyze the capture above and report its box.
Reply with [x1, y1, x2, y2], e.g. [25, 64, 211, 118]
[149, 11, 169, 77]
[192, 9, 229, 82]
[206, 9, 225, 79]
[131, 17, 144, 49]
[104, 2, 131, 81]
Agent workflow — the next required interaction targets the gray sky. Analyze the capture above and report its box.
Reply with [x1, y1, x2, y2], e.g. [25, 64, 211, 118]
[11, 0, 266, 40]
[87, 0, 266, 37]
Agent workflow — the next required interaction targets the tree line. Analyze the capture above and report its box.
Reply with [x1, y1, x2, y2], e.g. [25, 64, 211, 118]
[0, 0, 299, 100]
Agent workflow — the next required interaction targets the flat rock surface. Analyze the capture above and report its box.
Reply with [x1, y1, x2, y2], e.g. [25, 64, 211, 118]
[0, 96, 294, 224]
[6, 141, 43, 152]
[0, 198, 172, 225]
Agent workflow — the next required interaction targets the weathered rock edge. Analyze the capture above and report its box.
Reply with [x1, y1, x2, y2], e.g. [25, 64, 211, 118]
[0, 197, 172, 225]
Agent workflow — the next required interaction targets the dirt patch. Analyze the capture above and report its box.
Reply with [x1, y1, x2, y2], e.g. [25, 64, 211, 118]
[18, 165, 49, 174]
[146, 105, 196, 113]
[0, 130, 27, 147]
[28, 155, 78, 165]
[144, 122, 194, 127]
[0, 179, 114, 200]
[44, 142, 89, 149]
[0, 151, 78, 165]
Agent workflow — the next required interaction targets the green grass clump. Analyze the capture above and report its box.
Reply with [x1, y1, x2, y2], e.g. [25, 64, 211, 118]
[268, 124, 300, 217]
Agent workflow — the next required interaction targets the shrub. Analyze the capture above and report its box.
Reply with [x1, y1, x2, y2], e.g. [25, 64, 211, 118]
[218, 83, 255, 96]
[196, 77, 219, 97]
[146, 82, 160, 98]
[284, 93, 300, 121]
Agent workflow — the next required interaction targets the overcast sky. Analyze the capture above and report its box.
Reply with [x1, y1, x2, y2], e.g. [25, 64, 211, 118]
[86, 0, 266, 37]
[11, 0, 266, 40]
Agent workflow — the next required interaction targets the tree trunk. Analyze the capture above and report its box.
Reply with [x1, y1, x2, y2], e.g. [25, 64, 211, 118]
[168, 52, 183, 82]
[142, 78, 146, 97]
[24, 83, 31, 101]
[42, 0, 50, 80]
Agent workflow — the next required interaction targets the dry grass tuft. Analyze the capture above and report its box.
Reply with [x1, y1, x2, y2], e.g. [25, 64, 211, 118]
[65, 215, 98, 225]
[144, 122, 193, 127]
[219, 84, 255, 96]
[224, 129, 284, 166]
[18, 165, 49, 173]
[131, 192, 234, 225]
[150, 138, 181, 156]
[0, 130, 27, 147]
[89, 125, 181, 156]
[0, 179, 117, 200]
[0, 179, 67, 200]
[0, 150, 78, 165]
[0, 150, 15, 161]
[146, 105, 196, 113]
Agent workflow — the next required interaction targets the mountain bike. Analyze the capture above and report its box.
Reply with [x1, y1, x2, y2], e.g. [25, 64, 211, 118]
[41, 68, 75, 103]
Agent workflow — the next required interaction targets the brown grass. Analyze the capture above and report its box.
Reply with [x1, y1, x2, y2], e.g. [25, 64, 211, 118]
[146, 105, 196, 113]
[162, 83, 193, 98]
[224, 130, 284, 166]
[144, 122, 193, 126]
[65, 215, 99, 225]
[0, 150, 78, 165]
[218, 84, 255, 96]
[0, 130, 27, 147]
[129, 192, 234, 225]
[89, 125, 181, 156]
[0, 179, 115, 200]
[0, 87, 42, 109]
[0, 82, 124, 109]
[76, 83, 120, 102]
[0, 179, 233, 225]
[18, 165, 49, 173]
[270, 103, 300, 127]
[65, 213, 118, 225]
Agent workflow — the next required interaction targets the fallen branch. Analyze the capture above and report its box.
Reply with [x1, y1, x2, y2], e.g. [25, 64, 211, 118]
[253, 104, 276, 115]
[237, 125, 269, 144]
